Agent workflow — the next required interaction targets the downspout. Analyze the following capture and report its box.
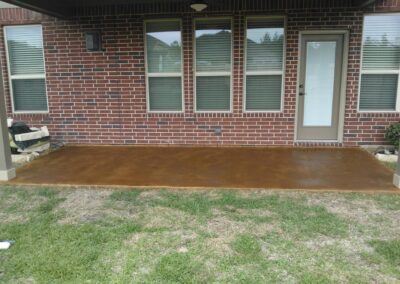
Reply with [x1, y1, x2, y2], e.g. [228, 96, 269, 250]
[393, 143, 400, 188]
[0, 61, 16, 181]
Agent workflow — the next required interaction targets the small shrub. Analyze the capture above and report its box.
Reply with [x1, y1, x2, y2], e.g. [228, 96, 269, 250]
[385, 123, 400, 147]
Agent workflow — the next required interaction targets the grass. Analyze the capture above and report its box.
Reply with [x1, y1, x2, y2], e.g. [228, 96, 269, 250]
[109, 190, 142, 202]
[369, 240, 400, 266]
[151, 253, 202, 283]
[0, 186, 399, 283]
[381, 161, 397, 172]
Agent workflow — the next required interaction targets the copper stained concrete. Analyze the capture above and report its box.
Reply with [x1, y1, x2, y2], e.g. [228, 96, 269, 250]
[7, 146, 397, 191]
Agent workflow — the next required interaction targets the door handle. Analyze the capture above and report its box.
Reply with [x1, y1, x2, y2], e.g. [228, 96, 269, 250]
[299, 84, 305, 96]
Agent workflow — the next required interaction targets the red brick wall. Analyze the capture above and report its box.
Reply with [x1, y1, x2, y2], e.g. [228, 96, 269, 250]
[0, 1, 399, 146]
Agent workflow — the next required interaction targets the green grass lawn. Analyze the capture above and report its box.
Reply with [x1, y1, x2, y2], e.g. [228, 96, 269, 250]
[0, 187, 400, 283]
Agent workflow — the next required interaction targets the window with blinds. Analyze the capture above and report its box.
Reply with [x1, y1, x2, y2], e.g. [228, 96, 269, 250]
[145, 20, 183, 112]
[359, 14, 400, 111]
[195, 18, 232, 112]
[4, 25, 48, 112]
[245, 17, 284, 111]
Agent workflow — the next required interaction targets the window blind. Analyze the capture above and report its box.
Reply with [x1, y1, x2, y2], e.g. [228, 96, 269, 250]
[195, 19, 231, 72]
[145, 20, 183, 112]
[148, 77, 182, 111]
[246, 75, 282, 110]
[359, 74, 398, 110]
[245, 18, 284, 111]
[5, 25, 47, 112]
[359, 15, 400, 111]
[12, 79, 47, 111]
[195, 19, 232, 111]
[362, 15, 400, 71]
[196, 76, 230, 111]
[246, 18, 284, 72]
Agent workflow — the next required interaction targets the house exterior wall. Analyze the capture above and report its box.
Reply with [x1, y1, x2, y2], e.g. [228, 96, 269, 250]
[0, 0, 399, 146]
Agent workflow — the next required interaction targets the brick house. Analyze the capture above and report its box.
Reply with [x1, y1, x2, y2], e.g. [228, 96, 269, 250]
[0, 0, 399, 153]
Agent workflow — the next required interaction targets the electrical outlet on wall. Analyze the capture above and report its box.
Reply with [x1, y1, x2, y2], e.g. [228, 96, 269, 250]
[213, 127, 222, 135]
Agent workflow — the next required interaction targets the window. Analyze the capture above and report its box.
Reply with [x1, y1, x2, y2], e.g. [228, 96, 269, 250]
[245, 17, 284, 111]
[145, 20, 183, 112]
[4, 25, 47, 112]
[195, 18, 232, 112]
[359, 14, 400, 111]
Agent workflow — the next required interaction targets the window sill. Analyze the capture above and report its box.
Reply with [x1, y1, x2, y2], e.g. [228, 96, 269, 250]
[147, 111, 184, 114]
[12, 111, 49, 115]
[243, 110, 283, 113]
[357, 110, 399, 113]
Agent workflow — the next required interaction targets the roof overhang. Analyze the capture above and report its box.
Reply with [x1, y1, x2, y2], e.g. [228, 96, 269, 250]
[1, 0, 377, 18]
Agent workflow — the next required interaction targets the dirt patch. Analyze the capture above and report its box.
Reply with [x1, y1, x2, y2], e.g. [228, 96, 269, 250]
[12, 277, 36, 284]
[308, 195, 374, 217]
[137, 190, 163, 201]
[0, 213, 29, 224]
[235, 208, 276, 219]
[204, 213, 247, 240]
[213, 208, 277, 232]
[205, 236, 233, 256]
[137, 206, 196, 229]
[235, 208, 274, 217]
[303, 235, 373, 255]
[109, 250, 127, 274]
[56, 189, 112, 224]
[0, 194, 47, 224]
[200, 208, 278, 256]
[302, 194, 400, 283]
[306, 194, 400, 238]
[124, 229, 198, 247]
[252, 222, 279, 237]
[117, 229, 198, 279]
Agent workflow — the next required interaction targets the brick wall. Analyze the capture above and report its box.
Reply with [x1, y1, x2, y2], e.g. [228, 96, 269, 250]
[0, 1, 399, 146]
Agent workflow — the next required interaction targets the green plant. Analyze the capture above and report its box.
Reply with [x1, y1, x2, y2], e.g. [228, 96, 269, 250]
[385, 123, 400, 147]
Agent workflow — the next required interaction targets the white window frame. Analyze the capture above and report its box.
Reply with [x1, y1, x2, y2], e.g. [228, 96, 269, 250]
[144, 19, 184, 113]
[243, 16, 286, 113]
[193, 17, 233, 113]
[3, 24, 49, 114]
[357, 13, 400, 113]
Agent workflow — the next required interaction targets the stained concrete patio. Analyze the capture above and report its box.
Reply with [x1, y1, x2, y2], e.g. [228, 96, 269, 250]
[4, 145, 398, 192]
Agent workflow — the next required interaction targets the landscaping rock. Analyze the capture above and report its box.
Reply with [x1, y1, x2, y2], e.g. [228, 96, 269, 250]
[12, 153, 39, 167]
[375, 153, 398, 163]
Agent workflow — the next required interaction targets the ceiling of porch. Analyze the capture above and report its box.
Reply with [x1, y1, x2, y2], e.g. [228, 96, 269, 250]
[2, 0, 376, 18]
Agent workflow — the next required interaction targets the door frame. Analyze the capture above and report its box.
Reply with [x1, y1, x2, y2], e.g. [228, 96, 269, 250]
[294, 30, 349, 143]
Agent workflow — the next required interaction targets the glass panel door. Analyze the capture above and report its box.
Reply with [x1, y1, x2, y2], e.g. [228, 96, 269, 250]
[296, 34, 344, 141]
[303, 41, 337, 126]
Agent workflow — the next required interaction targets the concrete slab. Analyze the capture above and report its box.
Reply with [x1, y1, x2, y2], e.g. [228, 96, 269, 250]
[5, 145, 398, 191]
